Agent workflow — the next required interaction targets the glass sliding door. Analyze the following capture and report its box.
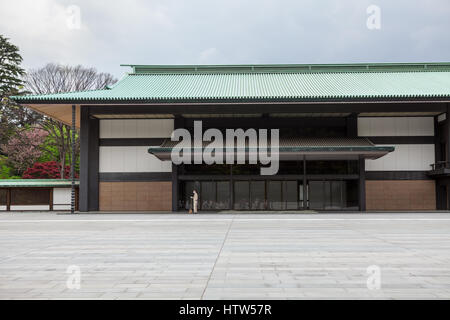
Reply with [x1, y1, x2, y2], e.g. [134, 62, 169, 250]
[234, 181, 250, 210]
[308, 180, 349, 210]
[283, 181, 298, 210]
[345, 181, 358, 210]
[216, 181, 230, 209]
[182, 181, 230, 210]
[201, 181, 216, 210]
[250, 181, 265, 210]
[181, 178, 358, 211]
[309, 181, 325, 210]
[183, 181, 196, 210]
[299, 182, 305, 209]
[267, 181, 283, 210]
[326, 181, 342, 210]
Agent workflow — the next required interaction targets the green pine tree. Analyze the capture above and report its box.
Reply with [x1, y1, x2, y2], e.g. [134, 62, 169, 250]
[0, 35, 25, 97]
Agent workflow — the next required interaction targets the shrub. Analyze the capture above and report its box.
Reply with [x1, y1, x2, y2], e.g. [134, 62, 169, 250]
[22, 161, 78, 179]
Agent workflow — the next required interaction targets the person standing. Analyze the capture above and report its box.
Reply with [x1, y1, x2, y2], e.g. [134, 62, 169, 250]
[193, 190, 199, 214]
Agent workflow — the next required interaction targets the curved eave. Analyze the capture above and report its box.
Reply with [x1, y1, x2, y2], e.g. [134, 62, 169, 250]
[148, 146, 395, 161]
[10, 96, 450, 105]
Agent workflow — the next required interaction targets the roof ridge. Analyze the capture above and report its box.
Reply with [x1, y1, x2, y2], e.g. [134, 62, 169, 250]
[128, 69, 450, 76]
[122, 62, 450, 74]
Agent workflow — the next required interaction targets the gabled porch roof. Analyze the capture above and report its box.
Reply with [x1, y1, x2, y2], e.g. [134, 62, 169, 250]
[148, 137, 394, 161]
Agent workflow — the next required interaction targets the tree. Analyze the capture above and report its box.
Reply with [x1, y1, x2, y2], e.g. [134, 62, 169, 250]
[25, 63, 117, 178]
[0, 127, 48, 175]
[0, 35, 24, 96]
[0, 35, 40, 147]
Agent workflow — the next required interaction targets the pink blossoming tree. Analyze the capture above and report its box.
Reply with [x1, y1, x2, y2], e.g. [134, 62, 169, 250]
[0, 128, 48, 175]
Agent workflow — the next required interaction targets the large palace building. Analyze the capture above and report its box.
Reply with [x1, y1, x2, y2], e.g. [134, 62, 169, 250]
[11, 63, 450, 212]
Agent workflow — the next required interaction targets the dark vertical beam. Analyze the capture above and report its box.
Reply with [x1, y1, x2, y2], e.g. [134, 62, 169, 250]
[71, 104, 76, 213]
[434, 115, 442, 162]
[171, 116, 183, 212]
[88, 116, 99, 211]
[79, 107, 89, 212]
[447, 185, 450, 211]
[49, 188, 53, 211]
[434, 115, 445, 209]
[442, 104, 450, 210]
[172, 164, 178, 211]
[6, 188, 10, 211]
[303, 156, 307, 209]
[347, 116, 358, 216]
[446, 104, 450, 162]
[75, 187, 79, 211]
[79, 107, 99, 212]
[436, 184, 446, 210]
[346, 113, 358, 137]
[359, 156, 366, 211]
[264, 176, 267, 210]
[174, 116, 184, 132]
[230, 164, 233, 209]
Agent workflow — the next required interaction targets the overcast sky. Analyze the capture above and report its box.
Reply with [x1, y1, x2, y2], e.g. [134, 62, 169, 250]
[1, 0, 449, 78]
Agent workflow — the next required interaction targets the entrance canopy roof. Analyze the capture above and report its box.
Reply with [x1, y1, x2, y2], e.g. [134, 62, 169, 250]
[148, 137, 394, 161]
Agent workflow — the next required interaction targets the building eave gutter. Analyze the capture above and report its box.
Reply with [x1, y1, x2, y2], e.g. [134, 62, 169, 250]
[10, 97, 450, 105]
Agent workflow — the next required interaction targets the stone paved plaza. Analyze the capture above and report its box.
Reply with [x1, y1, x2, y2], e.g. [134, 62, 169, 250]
[0, 212, 450, 299]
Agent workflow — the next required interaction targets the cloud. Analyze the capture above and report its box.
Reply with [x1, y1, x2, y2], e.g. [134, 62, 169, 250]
[0, 1, 94, 68]
[0, 0, 449, 78]
[199, 47, 219, 64]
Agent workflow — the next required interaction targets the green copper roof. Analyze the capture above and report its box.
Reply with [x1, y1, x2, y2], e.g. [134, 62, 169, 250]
[11, 62, 450, 103]
[0, 179, 79, 188]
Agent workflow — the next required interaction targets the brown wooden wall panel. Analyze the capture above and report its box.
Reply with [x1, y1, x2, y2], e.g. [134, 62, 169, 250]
[99, 181, 172, 211]
[366, 180, 436, 210]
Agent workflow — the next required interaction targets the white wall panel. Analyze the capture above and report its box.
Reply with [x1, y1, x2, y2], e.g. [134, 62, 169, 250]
[53, 188, 71, 204]
[366, 144, 435, 171]
[53, 204, 71, 210]
[358, 117, 434, 136]
[10, 205, 50, 211]
[99, 119, 174, 138]
[99, 146, 172, 172]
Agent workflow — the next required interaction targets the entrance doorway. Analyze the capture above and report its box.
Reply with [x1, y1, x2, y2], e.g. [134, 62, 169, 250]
[179, 161, 361, 211]
[309, 180, 358, 210]
[180, 179, 358, 211]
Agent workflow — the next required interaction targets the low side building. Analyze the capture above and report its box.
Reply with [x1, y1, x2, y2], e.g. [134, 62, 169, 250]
[0, 179, 79, 211]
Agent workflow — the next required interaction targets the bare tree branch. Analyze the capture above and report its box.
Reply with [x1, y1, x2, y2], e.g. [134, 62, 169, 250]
[24, 63, 117, 178]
